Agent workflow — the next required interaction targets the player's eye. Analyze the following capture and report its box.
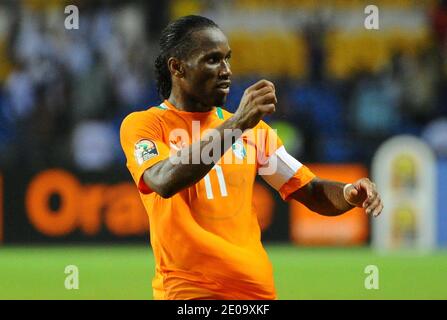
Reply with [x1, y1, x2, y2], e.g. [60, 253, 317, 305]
[208, 57, 219, 64]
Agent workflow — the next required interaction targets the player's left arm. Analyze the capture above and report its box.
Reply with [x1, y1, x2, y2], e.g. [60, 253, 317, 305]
[257, 121, 383, 218]
[290, 177, 384, 217]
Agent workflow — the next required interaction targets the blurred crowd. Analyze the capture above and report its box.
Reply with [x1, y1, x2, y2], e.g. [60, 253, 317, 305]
[1, 0, 447, 172]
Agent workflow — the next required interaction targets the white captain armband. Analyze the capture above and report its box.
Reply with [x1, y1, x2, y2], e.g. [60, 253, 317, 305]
[259, 146, 303, 191]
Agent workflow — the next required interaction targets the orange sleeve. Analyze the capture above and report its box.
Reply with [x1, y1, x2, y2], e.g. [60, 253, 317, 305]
[256, 121, 316, 201]
[279, 165, 316, 201]
[255, 120, 284, 169]
[120, 111, 170, 194]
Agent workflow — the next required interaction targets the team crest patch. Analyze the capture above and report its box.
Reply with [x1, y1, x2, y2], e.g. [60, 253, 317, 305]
[134, 139, 158, 165]
[232, 138, 247, 160]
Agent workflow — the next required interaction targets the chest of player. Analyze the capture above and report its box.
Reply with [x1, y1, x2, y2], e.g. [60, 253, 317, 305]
[174, 135, 257, 199]
[162, 117, 258, 200]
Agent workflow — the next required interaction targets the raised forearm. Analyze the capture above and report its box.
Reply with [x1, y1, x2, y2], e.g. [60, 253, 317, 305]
[144, 79, 277, 198]
[291, 178, 353, 216]
[143, 116, 242, 198]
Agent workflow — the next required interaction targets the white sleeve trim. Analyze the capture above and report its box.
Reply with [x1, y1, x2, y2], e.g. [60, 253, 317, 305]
[259, 146, 303, 191]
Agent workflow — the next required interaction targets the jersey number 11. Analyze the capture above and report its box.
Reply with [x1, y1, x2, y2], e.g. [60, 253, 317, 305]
[204, 165, 228, 199]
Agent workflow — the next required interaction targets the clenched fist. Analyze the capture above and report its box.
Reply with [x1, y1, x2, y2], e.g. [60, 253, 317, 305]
[233, 79, 277, 131]
[343, 178, 383, 217]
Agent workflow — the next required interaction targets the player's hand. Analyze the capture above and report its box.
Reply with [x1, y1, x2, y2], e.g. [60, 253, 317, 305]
[233, 79, 277, 131]
[343, 178, 383, 217]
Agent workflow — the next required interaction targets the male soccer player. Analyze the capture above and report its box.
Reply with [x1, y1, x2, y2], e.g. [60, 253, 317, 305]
[120, 15, 383, 300]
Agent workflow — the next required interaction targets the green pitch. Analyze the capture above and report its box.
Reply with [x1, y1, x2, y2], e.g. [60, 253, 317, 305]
[0, 244, 446, 299]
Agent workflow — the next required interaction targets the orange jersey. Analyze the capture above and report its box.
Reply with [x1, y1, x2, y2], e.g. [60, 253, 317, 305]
[120, 99, 315, 299]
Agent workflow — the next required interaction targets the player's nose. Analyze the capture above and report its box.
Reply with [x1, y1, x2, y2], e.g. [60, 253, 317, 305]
[219, 60, 232, 78]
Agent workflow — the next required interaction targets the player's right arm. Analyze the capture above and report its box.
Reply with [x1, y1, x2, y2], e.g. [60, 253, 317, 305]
[142, 79, 276, 198]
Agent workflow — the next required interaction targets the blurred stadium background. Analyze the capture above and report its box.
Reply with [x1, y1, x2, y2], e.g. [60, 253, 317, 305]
[1, 0, 447, 299]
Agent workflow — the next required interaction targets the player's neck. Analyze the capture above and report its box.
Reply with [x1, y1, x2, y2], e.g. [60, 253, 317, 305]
[167, 92, 213, 113]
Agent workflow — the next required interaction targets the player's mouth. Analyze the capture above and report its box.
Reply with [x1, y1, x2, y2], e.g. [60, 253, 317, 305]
[216, 81, 231, 94]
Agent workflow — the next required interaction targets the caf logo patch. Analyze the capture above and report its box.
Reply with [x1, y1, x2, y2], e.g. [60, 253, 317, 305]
[232, 138, 247, 160]
[134, 139, 158, 165]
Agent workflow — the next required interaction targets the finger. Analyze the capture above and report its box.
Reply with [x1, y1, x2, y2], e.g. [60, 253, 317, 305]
[252, 85, 275, 99]
[363, 191, 377, 208]
[372, 200, 384, 217]
[359, 179, 374, 198]
[370, 198, 383, 217]
[365, 197, 380, 215]
[257, 92, 277, 105]
[371, 201, 383, 218]
[259, 103, 275, 114]
[248, 79, 275, 91]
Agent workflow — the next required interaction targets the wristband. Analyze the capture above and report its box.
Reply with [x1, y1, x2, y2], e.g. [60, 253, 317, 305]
[343, 183, 357, 207]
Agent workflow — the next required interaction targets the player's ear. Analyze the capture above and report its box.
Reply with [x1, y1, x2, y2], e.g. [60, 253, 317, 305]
[168, 57, 184, 78]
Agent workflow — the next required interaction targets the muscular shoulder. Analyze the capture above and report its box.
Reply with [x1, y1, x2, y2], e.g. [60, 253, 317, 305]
[120, 106, 166, 133]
